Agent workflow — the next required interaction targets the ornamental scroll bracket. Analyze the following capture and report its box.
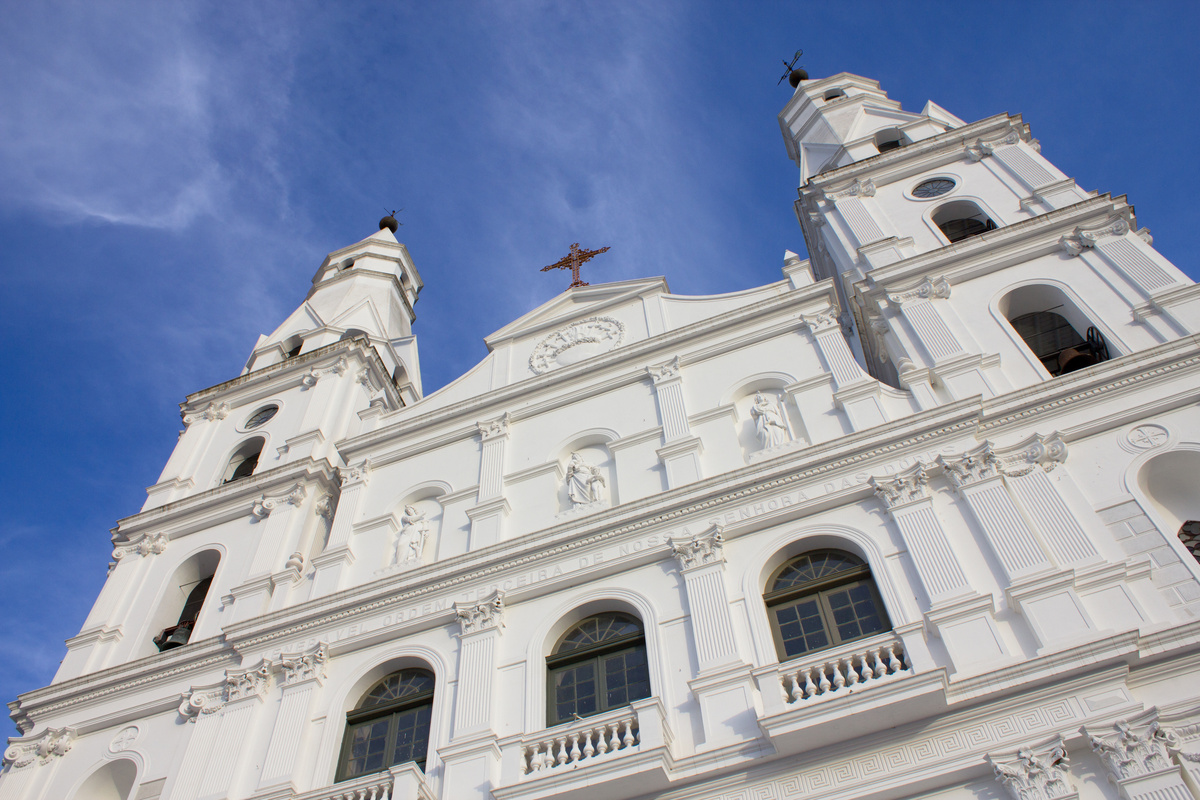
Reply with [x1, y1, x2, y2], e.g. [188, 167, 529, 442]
[2, 727, 76, 769]
[251, 484, 308, 520]
[964, 129, 1020, 162]
[887, 276, 951, 307]
[668, 525, 725, 571]
[455, 590, 505, 636]
[112, 531, 168, 562]
[1059, 217, 1131, 256]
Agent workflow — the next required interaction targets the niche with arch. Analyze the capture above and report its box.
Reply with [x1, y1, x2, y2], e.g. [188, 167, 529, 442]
[145, 550, 220, 656]
[729, 379, 806, 462]
[72, 759, 138, 800]
[383, 490, 445, 572]
[556, 437, 617, 515]
[999, 284, 1111, 377]
[932, 200, 997, 243]
[222, 437, 265, 484]
[282, 334, 304, 359]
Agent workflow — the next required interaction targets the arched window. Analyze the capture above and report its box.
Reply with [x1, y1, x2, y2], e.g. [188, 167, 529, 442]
[223, 438, 264, 484]
[1010, 311, 1110, 375]
[154, 576, 212, 651]
[547, 613, 650, 726]
[823, 88, 845, 101]
[1179, 521, 1200, 564]
[341, 328, 369, 342]
[765, 550, 890, 661]
[338, 669, 435, 781]
[933, 200, 996, 243]
[283, 335, 303, 359]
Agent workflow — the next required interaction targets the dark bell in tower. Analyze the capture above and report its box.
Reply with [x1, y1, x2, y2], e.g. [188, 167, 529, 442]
[379, 215, 399, 233]
[789, 68, 809, 88]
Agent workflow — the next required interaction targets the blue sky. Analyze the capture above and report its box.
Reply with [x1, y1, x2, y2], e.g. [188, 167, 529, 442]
[2, 2, 1198, 739]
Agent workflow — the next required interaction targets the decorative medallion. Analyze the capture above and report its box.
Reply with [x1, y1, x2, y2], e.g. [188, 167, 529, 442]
[109, 726, 139, 753]
[529, 317, 625, 374]
[1126, 424, 1168, 451]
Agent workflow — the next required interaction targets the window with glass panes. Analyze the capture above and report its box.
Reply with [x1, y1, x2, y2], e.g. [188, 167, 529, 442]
[338, 669, 434, 781]
[765, 550, 890, 661]
[547, 613, 650, 726]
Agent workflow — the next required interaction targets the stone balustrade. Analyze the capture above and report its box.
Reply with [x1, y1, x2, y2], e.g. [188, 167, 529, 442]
[521, 709, 639, 774]
[282, 763, 432, 800]
[777, 636, 910, 706]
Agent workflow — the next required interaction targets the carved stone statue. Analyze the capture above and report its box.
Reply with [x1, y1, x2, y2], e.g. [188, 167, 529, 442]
[394, 505, 430, 565]
[750, 392, 788, 450]
[565, 452, 606, 507]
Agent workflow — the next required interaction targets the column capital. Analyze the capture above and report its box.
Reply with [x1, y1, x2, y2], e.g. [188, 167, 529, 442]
[986, 735, 1075, 800]
[477, 412, 511, 441]
[870, 462, 930, 510]
[455, 590, 505, 636]
[338, 459, 372, 488]
[1085, 711, 1175, 782]
[278, 641, 329, 687]
[646, 355, 682, 385]
[2, 726, 75, 769]
[799, 306, 841, 334]
[936, 443, 1002, 491]
[251, 483, 307, 520]
[225, 658, 274, 703]
[668, 526, 725, 571]
[886, 276, 951, 307]
[1060, 216, 1130, 256]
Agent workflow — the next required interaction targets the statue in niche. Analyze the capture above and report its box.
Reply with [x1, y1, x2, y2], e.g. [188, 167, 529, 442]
[393, 505, 430, 565]
[565, 452, 607, 507]
[750, 392, 788, 450]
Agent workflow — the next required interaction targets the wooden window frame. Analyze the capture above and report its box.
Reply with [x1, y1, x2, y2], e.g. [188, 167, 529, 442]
[545, 615, 650, 727]
[336, 670, 435, 782]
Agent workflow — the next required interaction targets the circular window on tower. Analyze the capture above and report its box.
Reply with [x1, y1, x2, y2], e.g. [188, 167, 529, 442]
[910, 178, 957, 199]
[243, 405, 279, 430]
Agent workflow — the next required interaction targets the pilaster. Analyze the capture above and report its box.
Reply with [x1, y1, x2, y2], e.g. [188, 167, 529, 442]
[444, 591, 506, 800]
[470, 416, 511, 548]
[648, 357, 705, 488]
[257, 643, 329, 793]
[310, 460, 368, 597]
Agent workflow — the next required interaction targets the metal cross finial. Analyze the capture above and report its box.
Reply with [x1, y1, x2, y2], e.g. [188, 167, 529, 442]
[540, 242, 611, 289]
[777, 49, 804, 85]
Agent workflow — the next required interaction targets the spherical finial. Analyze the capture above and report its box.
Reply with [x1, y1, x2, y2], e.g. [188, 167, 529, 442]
[379, 215, 399, 233]
[788, 68, 809, 88]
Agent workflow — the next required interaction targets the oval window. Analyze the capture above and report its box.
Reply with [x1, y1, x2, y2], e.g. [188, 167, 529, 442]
[911, 178, 956, 199]
[244, 405, 279, 429]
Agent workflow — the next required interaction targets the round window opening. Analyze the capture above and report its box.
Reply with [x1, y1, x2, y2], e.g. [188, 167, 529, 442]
[911, 178, 956, 199]
[244, 405, 279, 429]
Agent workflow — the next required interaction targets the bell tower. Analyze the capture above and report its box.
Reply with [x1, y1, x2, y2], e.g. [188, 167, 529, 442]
[53, 222, 423, 683]
[780, 72, 1200, 401]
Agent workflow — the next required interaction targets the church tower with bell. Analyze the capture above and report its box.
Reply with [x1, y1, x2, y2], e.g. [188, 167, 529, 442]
[5, 66, 1200, 800]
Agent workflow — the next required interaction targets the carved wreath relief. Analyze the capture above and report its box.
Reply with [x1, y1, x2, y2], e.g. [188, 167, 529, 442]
[529, 317, 624, 374]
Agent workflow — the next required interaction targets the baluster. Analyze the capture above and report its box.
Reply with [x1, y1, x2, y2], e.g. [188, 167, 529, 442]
[845, 657, 860, 686]
[533, 742, 546, 771]
[817, 664, 832, 693]
[803, 667, 818, 698]
[610, 722, 622, 752]
[831, 660, 846, 690]
[887, 644, 904, 673]
[555, 736, 568, 766]
[583, 728, 595, 758]
[568, 733, 582, 763]
[786, 672, 802, 702]
[622, 718, 636, 748]
[596, 724, 610, 754]
[870, 647, 887, 678]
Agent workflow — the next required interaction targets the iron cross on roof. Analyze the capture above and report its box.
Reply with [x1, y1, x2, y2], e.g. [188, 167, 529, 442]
[541, 242, 611, 289]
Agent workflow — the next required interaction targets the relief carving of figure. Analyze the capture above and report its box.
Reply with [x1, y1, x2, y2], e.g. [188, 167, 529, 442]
[750, 392, 788, 450]
[565, 452, 607, 507]
[393, 505, 430, 565]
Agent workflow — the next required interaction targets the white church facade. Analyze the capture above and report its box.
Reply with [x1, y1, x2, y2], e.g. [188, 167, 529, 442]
[4, 70, 1200, 800]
